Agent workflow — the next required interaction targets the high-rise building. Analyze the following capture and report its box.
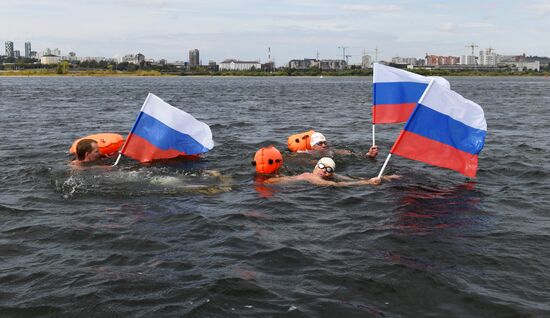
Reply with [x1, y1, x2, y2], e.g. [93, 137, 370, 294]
[14, 50, 20, 58]
[460, 55, 477, 65]
[479, 48, 497, 66]
[5, 41, 14, 57]
[189, 49, 200, 68]
[25, 42, 31, 58]
[136, 53, 145, 64]
[425, 54, 460, 66]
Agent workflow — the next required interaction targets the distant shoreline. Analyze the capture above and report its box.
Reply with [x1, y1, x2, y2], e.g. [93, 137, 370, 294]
[0, 70, 548, 77]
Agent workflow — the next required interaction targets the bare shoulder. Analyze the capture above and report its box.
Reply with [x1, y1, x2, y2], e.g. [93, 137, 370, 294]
[295, 172, 315, 180]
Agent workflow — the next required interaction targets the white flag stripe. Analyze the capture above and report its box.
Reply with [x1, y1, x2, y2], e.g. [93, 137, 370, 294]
[420, 82, 487, 131]
[374, 63, 450, 89]
[374, 63, 431, 83]
[141, 93, 214, 149]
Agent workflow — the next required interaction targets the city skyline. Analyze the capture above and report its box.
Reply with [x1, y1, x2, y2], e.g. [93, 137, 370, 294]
[2, 0, 550, 64]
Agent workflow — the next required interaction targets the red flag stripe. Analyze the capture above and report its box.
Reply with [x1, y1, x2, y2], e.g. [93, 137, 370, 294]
[391, 131, 479, 178]
[122, 134, 199, 163]
[371, 103, 416, 124]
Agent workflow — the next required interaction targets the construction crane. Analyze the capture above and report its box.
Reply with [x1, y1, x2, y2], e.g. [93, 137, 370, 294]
[466, 43, 479, 55]
[338, 46, 349, 61]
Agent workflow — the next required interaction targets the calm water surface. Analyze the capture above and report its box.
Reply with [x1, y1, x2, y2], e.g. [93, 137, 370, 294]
[0, 76, 549, 317]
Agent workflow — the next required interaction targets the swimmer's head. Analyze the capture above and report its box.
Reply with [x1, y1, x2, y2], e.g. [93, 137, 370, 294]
[76, 139, 100, 162]
[314, 157, 335, 177]
[310, 132, 327, 150]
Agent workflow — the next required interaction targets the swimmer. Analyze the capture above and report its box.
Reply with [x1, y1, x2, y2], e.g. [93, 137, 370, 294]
[264, 157, 398, 187]
[307, 132, 378, 158]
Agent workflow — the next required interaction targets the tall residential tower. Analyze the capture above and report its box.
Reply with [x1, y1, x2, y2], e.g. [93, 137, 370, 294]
[25, 42, 31, 58]
[189, 49, 200, 68]
[5, 41, 14, 57]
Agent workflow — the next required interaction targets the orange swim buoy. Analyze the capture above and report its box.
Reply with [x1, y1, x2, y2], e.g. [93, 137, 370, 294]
[70, 133, 125, 156]
[251, 146, 283, 174]
[287, 130, 314, 152]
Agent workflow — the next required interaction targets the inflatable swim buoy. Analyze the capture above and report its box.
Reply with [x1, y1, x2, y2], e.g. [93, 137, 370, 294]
[251, 146, 283, 174]
[70, 133, 125, 156]
[287, 130, 314, 152]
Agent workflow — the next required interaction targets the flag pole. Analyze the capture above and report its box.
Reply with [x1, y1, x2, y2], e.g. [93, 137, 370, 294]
[377, 153, 392, 178]
[112, 92, 153, 167]
[372, 124, 376, 147]
[112, 153, 122, 166]
[371, 63, 377, 147]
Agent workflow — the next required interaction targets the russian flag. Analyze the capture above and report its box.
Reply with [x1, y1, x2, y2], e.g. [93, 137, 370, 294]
[372, 63, 449, 124]
[120, 93, 214, 163]
[390, 81, 486, 178]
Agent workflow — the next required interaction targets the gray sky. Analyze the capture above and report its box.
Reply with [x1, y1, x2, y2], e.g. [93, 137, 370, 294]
[2, 0, 549, 64]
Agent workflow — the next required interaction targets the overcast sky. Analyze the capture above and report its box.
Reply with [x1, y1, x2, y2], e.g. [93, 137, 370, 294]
[2, 0, 549, 64]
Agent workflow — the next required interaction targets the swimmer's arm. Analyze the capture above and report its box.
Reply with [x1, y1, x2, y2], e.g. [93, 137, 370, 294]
[381, 174, 400, 181]
[333, 148, 353, 155]
[264, 175, 301, 184]
[309, 176, 381, 187]
[333, 173, 355, 182]
[340, 175, 400, 186]
[333, 177, 382, 187]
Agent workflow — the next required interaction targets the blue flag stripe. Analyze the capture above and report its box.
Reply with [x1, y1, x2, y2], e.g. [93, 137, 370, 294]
[133, 112, 210, 155]
[374, 82, 428, 105]
[405, 104, 486, 155]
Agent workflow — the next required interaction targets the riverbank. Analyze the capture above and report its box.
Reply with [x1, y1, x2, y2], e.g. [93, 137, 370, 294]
[0, 69, 168, 76]
[0, 68, 548, 77]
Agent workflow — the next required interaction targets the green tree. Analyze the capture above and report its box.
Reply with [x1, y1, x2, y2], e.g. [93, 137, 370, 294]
[56, 61, 70, 74]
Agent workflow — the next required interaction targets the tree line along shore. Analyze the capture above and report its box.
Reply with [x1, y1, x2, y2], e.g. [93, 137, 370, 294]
[1, 60, 548, 77]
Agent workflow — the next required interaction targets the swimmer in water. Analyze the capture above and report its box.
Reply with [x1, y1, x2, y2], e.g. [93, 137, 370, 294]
[264, 157, 398, 187]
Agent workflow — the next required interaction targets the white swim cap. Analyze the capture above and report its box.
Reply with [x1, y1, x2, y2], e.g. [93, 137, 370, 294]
[310, 132, 327, 147]
[317, 157, 335, 171]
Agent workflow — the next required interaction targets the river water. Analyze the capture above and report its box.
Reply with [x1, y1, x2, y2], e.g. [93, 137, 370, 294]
[0, 76, 549, 317]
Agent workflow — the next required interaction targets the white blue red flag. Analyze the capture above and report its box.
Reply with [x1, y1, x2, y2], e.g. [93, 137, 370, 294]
[372, 63, 450, 124]
[390, 81, 486, 178]
[120, 93, 214, 163]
